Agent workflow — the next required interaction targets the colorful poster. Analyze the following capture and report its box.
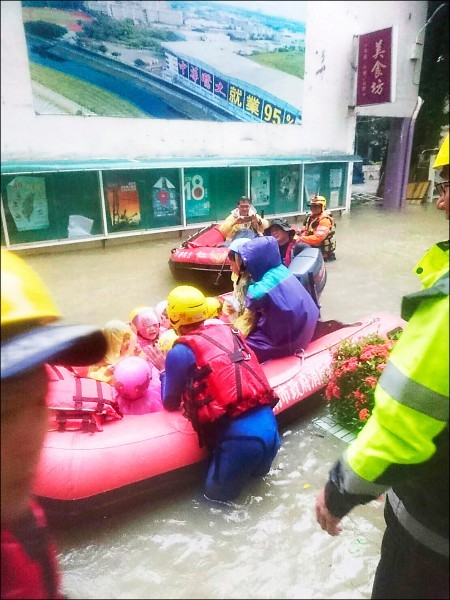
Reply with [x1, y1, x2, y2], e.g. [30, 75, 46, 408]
[152, 177, 178, 218]
[106, 181, 141, 227]
[6, 176, 49, 231]
[184, 171, 210, 218]
[22, 1, 307, 123]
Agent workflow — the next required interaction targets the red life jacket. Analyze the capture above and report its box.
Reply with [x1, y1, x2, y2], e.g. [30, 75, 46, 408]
[1, 500, 64, 600]
[177, 323, 278, 429]
[45, 364, 123, 432]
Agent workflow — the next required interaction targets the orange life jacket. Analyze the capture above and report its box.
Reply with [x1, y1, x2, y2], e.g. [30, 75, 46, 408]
[176, 323, 278, 430]
[302, 212, 336, 259]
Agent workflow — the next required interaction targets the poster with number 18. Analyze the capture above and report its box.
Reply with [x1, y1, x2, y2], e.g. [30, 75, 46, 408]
[184, 170, 210, 218]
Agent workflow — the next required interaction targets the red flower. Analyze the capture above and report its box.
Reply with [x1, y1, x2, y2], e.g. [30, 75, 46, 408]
[360, 344, 391, 361]
[353, 389, 366, 401]
[364, 376, 378, 388]
[324, 332, 400, 433]
[359, 408, 370, 422]
[341, 357, 359, 372]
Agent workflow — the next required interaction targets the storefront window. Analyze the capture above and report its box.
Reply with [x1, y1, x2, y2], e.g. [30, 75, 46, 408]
[1, 171, 104, 245]
[1, 160, 349, 249]
[304, 163, 347, 209]
[304, 164, 322, 205]
[250, 164, 302, 215]
[185, 167, 246, 225]
[102, 168, 182, 232]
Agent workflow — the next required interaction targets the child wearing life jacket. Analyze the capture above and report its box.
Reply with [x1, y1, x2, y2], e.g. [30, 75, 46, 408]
[113, 356, 163, 415]
[130, 307, 161, 359]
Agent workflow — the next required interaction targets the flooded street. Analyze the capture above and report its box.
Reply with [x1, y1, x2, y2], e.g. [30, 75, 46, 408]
[22, 199, 447, 599]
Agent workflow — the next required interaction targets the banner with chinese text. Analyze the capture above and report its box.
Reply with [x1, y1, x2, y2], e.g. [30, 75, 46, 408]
[356, 27, 393, 107]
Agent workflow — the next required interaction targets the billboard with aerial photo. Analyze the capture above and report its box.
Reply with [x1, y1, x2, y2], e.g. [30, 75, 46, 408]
[21, 0, 307, 123]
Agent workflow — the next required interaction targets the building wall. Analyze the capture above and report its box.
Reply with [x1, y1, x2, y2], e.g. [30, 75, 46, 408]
[1, 1, 426, 164]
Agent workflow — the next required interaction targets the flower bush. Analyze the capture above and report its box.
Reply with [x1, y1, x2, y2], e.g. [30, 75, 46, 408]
[324, 331, 400, 433]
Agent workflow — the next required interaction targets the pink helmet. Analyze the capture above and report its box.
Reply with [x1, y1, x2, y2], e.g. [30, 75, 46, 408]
[113, 356, 151, 400]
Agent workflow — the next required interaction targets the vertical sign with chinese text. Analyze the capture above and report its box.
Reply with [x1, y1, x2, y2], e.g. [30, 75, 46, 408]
[356, 27, 393, 106]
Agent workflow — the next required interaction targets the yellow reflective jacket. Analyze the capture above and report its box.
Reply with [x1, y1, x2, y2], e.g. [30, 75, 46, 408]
[326, 240, 449, 557]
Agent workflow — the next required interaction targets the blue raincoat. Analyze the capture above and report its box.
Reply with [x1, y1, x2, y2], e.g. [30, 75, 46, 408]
[238, 236, 319, 362]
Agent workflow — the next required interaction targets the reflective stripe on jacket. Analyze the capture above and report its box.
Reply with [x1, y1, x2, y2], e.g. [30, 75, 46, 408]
[300, 211, 336, 258]
[326, 241, 449, 556]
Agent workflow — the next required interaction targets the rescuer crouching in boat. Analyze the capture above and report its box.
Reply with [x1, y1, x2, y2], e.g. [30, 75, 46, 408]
[151, 284, 280, 502]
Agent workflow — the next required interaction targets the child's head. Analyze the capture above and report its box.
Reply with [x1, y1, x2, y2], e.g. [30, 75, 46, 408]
[132, 308, 160, 342]
[155, 300, 170, 330]
[102, 320, 135, 363]
[1, 250, 106, 525]
[158, 328, 178, 355]
[205, 297, 221, 319]
[228, 238, 250, 277]
[113, 356, 151, 400]
[128, 305, 152, 335]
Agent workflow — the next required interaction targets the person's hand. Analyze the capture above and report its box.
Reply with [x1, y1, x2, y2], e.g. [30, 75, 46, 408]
[145, 344, 166, 372]
[223, 296, 239, 315]
[315, 488, 343, 536]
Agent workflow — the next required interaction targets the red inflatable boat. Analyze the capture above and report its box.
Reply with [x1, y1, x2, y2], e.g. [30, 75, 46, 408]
[34, 312, 405, 522]
[168, 223, 327, 300]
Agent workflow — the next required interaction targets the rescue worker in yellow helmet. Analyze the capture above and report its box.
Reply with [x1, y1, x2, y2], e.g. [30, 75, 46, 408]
[158, 285, 280, 501]
[315, 132, 449, 598]
[297, 195, 336, 261]
[1, 250, 106, 599]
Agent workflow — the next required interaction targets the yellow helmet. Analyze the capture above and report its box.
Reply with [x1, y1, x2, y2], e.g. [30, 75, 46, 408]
[167, 285, 208, 332]
[1, 249, 61, 328]
[433, 133, 449, 169]
[309, 195, 327, 209]
[205, 297, 221, 319]
[158, 328, 178, 353]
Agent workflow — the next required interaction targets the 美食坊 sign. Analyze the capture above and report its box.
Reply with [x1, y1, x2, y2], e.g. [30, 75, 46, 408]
[356, 27, 393, 107]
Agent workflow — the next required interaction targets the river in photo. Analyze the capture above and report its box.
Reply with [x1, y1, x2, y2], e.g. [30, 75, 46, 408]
[27, 41, 188, 120]
[23, 199, 447, 599]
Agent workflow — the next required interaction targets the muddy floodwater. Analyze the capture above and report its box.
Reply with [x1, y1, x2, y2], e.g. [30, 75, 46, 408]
[22, 200, 447, 599]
